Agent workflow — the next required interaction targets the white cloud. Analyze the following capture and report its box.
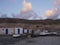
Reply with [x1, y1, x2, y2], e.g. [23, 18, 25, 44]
[54, 0, 60, 5]
[22, 0, 32, 12]
[45, 8, 60, 19]
[11, 0, 41, 20]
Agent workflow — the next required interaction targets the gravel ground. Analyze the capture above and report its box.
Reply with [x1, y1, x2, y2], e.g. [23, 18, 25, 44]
[0, 36, 60, 45]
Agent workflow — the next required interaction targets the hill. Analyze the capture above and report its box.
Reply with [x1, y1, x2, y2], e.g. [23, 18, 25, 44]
[0, 18, 60, 25]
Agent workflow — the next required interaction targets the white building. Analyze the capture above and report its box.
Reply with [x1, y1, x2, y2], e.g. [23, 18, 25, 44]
[0, 27, 32, 35]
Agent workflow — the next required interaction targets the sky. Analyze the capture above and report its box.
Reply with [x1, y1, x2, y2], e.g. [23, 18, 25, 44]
[0, 0, 60, 20]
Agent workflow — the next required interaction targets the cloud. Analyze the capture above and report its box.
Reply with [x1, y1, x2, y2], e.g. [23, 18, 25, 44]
[45, 0, 60, 19]
[54, 0, 60, 5]
[11, 10, 41, 20]
[28, 15, 42, 20]
[11, 0, 41, 20]
[45, 8, 60, 19]
[22, 0, 32, 12]
[0, 14, 9, 18]
[18, 10, 41, 19]
[13, 0, 41, 20]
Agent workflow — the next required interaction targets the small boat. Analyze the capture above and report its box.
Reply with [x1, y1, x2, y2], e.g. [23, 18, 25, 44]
[40, 32, 51, 35]
[12, 34, 21, 38]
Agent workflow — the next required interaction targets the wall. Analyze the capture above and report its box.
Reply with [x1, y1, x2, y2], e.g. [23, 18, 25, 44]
[0, 28, 14, 35]
[0, 28, 30, 35]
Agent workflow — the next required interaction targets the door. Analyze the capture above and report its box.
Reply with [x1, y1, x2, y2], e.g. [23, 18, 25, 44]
[5, 29, 8, 34]
[18, 29, 20, 34]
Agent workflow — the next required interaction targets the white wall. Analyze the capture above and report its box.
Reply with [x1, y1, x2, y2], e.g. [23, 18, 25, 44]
[7, 28, 14, 34]
[0, 28, 32, 35]
[20, 28, 23, 34]
[24, 29, 28, 34]
[0, 28, 4, 34]
[0, 28, 14, 35]
[15, 28, 23, 34]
